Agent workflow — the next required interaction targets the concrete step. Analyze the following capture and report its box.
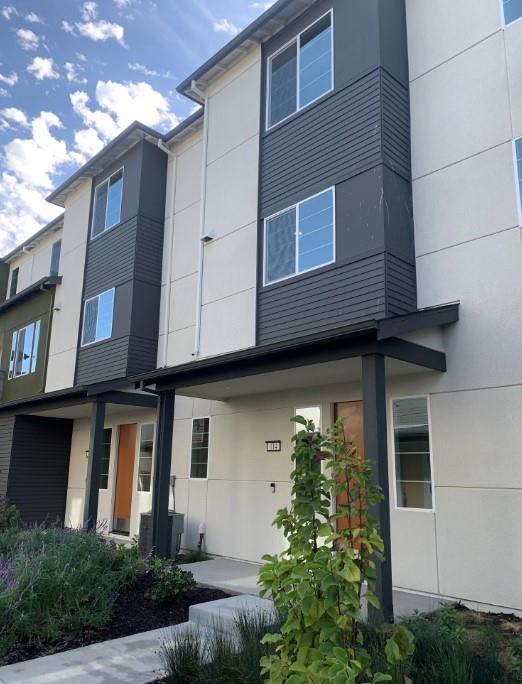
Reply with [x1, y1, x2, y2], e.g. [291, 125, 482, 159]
[189, 594, 276, 633]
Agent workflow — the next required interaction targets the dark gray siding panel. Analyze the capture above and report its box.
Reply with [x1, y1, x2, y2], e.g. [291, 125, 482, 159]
[257, 255, 387, 345]
[7, 416, 72, 524]
[76, 336, 129, 385]
[0, 416, 15, 502]
[134, 216, 164, 285]
[260, 70, 383, 217]
[385, 254, 417, 316]
[128, 336, 159, 375]
[381, 71, 411, 180]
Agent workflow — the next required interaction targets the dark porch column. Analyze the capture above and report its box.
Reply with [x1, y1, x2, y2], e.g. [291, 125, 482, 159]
[83, 400, 106, 531]
[362, 354, 394, 622]
[151, 389, 175, 558]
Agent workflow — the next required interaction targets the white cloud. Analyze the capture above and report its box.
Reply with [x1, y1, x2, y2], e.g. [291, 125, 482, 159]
[251, 1, 275, 9]
[27, 57, 59, 80]
[71, 90, 119, 139]
[25, 12, 43, 23]
[128, 62, 172, 79]
[213, 18, 240, 36]
[0, 71, 18, 86]
[76, 19, 126, 45]
[0, 107, 29, 127]
[61, 20, 75, 33]
[1, 5, 16, 20]
[81, 1, 98, 21]
[0, 111, 81, 253]
[114, 0, 132, 6]
[74, 127, 104, 157]
[16, 28, 39, 50]
[0, 87, 8, 97]
[64, 62, 87, 84]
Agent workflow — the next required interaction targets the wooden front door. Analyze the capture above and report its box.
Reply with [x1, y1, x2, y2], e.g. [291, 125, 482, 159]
[113, 423, 137, 535]
[334, 401, 364, 533]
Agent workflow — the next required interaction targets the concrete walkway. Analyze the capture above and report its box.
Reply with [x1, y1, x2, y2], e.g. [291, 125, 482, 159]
[182, 558, 262, 595]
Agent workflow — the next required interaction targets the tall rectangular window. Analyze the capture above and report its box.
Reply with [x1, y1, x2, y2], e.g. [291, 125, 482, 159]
[190, 417, 210, 479]
[268, 11, 333, 129]
[295, 406, 321, 431]
[137, 424, 155, 492]
[392, 397, 433, 510]
[9, 268, 18, 298]
[264, 188, 335, 285]
[81, 288, 115, 346]
[503, 0, 522, 25]
[92, 168, 124, 238]
[50, 240, 62, 276]
[515, 138, 522, 217]
[8, 320, 41, 380]
[100, 428, 112, 490]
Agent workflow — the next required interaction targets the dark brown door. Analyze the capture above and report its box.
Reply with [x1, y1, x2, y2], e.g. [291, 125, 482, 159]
[334, 402, 364, 533]
[113, 423, 137, 534]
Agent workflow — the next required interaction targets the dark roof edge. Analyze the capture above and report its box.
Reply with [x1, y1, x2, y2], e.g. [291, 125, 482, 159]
[176, 0, 294, 96]
[46, 121, 162, 205]
[163, 108, 204, 142]
[0, 275, 62, 313]
[2, 214, 64, 262]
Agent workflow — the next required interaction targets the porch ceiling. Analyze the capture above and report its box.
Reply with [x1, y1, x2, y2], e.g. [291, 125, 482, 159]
[30, 401, 155, 420]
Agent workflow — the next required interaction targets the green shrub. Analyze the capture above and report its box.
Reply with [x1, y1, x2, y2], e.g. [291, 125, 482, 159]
[145, 557, 196, 604]
[259, 416, 413, 684]
[176, 549, 211, 565]
[0, 526, 144, 655]
[0, 498, 20, 532]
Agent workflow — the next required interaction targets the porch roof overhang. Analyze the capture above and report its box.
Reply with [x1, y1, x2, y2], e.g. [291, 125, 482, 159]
[0, 276, 62, 315]
[135, 303, 459, 399]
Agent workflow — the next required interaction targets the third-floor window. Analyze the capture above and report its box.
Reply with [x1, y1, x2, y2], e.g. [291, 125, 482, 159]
[267, 10, 333, 129]
[92, 168, 124, 238]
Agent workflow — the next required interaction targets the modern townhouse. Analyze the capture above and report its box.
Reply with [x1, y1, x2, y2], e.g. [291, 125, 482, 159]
[0, 0, 521, 619]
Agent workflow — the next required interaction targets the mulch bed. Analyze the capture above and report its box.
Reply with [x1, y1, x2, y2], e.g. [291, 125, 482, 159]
[0, 574, 229, 667]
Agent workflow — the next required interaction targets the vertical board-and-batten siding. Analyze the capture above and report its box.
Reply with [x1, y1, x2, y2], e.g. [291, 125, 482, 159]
[0, 415, 72, 524]
[257, 0, 415, 346]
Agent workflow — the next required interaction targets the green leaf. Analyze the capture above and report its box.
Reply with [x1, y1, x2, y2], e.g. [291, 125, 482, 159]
[318, 523, 333, 537]
[291, 415, 308, 427]
[385, 626, 415, 665]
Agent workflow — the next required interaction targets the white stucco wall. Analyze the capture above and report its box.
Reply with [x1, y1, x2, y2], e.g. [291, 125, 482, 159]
[45, 180, 90, 391]
[6, 225, 63, 295]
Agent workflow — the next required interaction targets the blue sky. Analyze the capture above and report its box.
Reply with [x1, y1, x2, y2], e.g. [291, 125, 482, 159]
[0, 0, 274, 254]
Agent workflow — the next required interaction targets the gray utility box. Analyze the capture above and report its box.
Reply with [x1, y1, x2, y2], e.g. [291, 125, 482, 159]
[139, 511, 185, 559]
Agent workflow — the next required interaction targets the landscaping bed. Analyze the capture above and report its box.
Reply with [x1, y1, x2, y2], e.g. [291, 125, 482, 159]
[0, 522, 228, 667]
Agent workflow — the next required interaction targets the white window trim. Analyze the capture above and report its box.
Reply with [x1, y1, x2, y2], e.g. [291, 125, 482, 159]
[99, 427, 113, 492]
[513, 138, 522, 227]
[500, 0, 522, 27]
[390, 395, 435, 513]
[263, 186, 336, 286]
[189, 416, 211, 481]
[90, 166, 125, 240]
[81, 287, 115, 348]
[8, 320, 40, 380]
[136, 422, 155, 493]
[266, 9, 334, 131]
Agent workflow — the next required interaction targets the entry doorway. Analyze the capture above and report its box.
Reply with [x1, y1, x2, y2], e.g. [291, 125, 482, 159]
[112, 423, 137, 535]
[333, 401, 364, 533]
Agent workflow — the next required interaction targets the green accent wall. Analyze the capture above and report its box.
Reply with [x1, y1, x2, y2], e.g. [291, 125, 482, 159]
[0, 290, 54, 403]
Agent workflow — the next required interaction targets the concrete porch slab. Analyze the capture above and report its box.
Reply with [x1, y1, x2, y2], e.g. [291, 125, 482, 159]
[189, 594, 276, 632]
[183, 558, 262, 595]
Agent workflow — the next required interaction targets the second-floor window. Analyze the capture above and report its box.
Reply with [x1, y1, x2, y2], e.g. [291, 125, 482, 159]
[50, 239, 62, 276]
[9, 268, 19, 298]
[264, 187, 335, 285]
[92, 168, 124, 238]
[8, 320, 41, 379]
[515, 138, 522, 216]
[267, 11, 333, 129]
[503, 0, 522, 25]
[81, 288, 115, 346]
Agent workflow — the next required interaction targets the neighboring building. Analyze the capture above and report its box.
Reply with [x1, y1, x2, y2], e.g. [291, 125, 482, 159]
[0, 0, 521, 617]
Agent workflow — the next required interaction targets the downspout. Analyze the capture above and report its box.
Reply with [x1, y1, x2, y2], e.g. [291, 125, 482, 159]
[157, 138, 176, 368]
[192, 80, 209, 358]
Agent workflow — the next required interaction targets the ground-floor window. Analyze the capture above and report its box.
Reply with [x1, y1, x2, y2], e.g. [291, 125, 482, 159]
[137, 424, 155, 492]
[392, 396, 433, 510]
[190, 417, 210, 479]
[295, 406, 321, 431]
[99, 428, 112, 490]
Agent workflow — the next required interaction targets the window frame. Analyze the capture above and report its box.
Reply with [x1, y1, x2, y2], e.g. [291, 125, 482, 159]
[513, 138, 522, 226]
[90, 166, 125, 240]
[266, 9, 334, 131]
[263, 186, 336, 286]
[9, 267, 19, 298]
[501, 0, 522, 27]
[81, 288, 115, 348]
[50, 239, 62, 276]
[137, 423, 155, 493]
[189, 416, 211, 481]
[99, 427, 113, 491]
[390, 395, 435, 513]
[8, 320, 41, 380]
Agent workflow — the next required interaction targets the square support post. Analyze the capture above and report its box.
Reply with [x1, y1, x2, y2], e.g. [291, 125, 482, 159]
[84, 400, 106, 531]
[151, 389, 175, 558]
[362, 354, 394, 622]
